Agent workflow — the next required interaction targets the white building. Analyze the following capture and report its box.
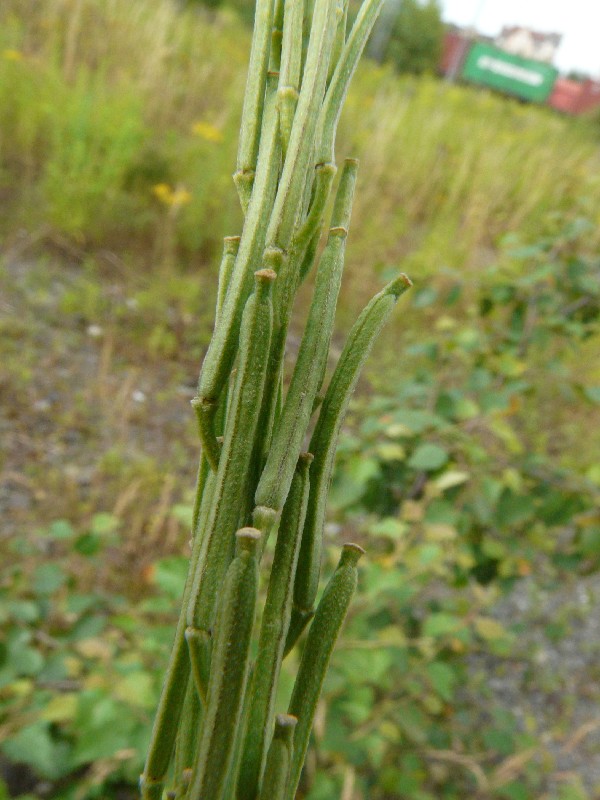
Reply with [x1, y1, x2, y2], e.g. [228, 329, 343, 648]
[495, 26, 562, 64]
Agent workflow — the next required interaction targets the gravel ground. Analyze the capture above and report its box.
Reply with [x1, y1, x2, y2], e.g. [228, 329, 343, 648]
[469, 573, 600, 797]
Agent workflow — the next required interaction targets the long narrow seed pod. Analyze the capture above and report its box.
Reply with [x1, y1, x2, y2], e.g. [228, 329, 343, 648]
[235, 0, 278, 210]
[187, 529, 261, 800]
[265, 0, 338, 253]
[286, 543, 365, 799]
[277, 0, 303, 159]
[197, 74, 280, 452]
[327, 0, 348, 83]
[140, 441, 223, 799]
[288, 161, 336, 271]
[258, 715, 297, 800]
[316, 0, 385, 165]
[255, 160, 358, 517]
[283, 606, 314, 657]
[187, 270, 275, 682]
[289, 273, 411, 648]
[173, 682, 202, 799]
[237, 454, 313, 800]
[269, 0, 285, 71]
[216, 236, 241, 323]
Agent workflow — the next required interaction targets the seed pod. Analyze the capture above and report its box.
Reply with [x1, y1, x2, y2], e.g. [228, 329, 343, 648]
[286, 544, 365, 799]
[283, 606, 314, 657]
[140, 432, 225, 797]
[188, 270, 275, 645]
[216, 236, 241, 323]
[187, 529, 260, 800]
[191, 395, 221, 472]
[255, 161, 358, 517]
[238, 454, 312, 800]
[236, 0, 278, 198]
[292, 273, 411, 627]
[258, 715, 297, 800]
[265, 0, 338, 252]
[139, 775, 163, 800]
[185, 627, 211, 706]
[289, 161, 337, 269]
[328, 0, 349, 83]
[173, 681, 202, 798]
[269, 0, 285, 72]
[197, 73, 280, 446]
[317, 0, 385, 165]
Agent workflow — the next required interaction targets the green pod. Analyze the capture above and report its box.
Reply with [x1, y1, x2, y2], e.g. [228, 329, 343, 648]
[173, 681, 202, 799]
[191, 395, 221, 472]
[185, 626, 211, 706]
[238, 454, 313, 800]
[286, 544, 365, 799]
[255, 161, 358, 516]
[327, 0, 348, 83]
[279, 0, 303, 91]
[316, 0, 385, 165]
[269, 0, 286, 72]
[236, 0, 278, 191]
[216, 236, 241, 323]
[283, 606, 314, 657]
[197, 73, 280, 439]
[277, 86, 299, 163]
[265, 0, 338, 253]
[292, 273, 411, 625]
[277, 0, 303, 159]
[297, 226, 321, 285]
[289, 161, 336, 271]
[140, 438, 224, 798]
[187, 269, 275, 656]
[258, 715, 297, 800]
[187, 529, 261, 800]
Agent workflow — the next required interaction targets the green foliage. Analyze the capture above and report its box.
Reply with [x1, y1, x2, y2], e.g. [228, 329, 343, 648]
[305, 218, 600, 798]
[372, 0, 444, 75]
[0, 515, 168, 796]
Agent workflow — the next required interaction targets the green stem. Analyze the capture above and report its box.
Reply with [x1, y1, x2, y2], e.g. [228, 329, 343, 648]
[237, 454, 312, 800]
[286, 544, 364, 798]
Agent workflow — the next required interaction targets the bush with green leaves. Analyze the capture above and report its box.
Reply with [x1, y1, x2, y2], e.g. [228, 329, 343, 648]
[308, 217, 600, 798]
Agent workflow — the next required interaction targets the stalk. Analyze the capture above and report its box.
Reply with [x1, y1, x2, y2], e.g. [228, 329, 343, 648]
[142, 0, 414, 794]
[237, 453, 313, 800]
[290, 274, 412, 644]
[286, 544, 364, 798]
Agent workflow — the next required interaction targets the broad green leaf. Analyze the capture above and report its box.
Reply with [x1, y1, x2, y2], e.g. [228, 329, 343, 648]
[408, 444, 448, 471]
[426, 661, 457, 702]
[369, 517, 408, 539]
[33, 564, 66, 595]
[151, 556, 188, 599]
[1, 722, 72, 779]
[422, 613, 462, 638]
[434, 470, 469, 491]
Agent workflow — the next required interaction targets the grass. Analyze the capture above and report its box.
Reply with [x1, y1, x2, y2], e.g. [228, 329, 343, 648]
[1, 0, 599, 275]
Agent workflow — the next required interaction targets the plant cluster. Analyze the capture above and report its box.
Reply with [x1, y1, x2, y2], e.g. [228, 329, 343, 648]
[140, 0, 412, 796]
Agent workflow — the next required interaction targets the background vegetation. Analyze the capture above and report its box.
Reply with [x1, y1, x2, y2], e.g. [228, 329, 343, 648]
[1, 0, 599, 799]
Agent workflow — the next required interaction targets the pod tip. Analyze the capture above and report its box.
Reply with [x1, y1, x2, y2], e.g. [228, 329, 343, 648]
[255, 268, 277, 282]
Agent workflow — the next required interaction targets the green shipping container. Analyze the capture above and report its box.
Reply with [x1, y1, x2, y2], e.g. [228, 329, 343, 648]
[461, 42, 558, 103]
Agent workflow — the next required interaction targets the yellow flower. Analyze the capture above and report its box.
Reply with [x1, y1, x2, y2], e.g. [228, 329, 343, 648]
[170, 188, 192, 207]
[152, 183, 192, 208]
[3, 49, 23, 61]
[152, 183, 172, 203]
[192, 121, 224, 143]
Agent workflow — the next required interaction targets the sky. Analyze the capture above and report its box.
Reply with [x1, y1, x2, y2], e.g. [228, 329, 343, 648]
[440, 0, 599, 76]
